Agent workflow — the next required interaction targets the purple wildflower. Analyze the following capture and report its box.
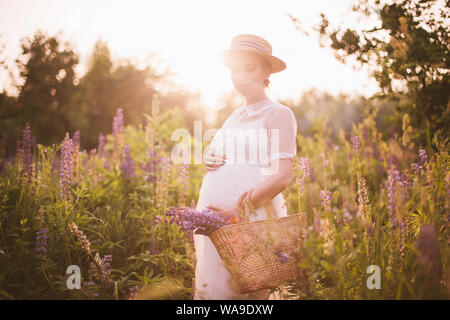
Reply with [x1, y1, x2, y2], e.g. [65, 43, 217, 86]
[296, 157, 311, 196]
[82, 280, 95, 288]
[35, 225, 48, 259]
[112, 108, 125, 167]
[164, 206, 231, 236]
[69, 222, 91, 254]
[313, 211, 321, 235]
[73, 131, 80, 149]
[412, 149, 429, 174]
[97, 133, 105, 158]
[112, 108, 124, 137]
[141, 146, 156, 183]
[121, 145, 135, 178]
[320, 189, 332, 211]
[89, 252, 113, 288]
[398, 170, 412, 200]
[129, 285, 140, 299]
[59, 132, 74, 201]
[418, 149, 428, 166]
[298, 157, 311, 179]
[352, 133, 361, 154]
[411, 162, 420, 173]
[274, 249, 290, 264]
[149, 241, 159, 255]
[385, 166, 401, 227]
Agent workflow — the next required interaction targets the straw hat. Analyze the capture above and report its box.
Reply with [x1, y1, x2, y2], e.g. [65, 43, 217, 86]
[220, 34, 287, 74]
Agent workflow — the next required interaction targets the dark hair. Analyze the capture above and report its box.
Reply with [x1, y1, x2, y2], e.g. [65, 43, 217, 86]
[261, 58, 272, 89]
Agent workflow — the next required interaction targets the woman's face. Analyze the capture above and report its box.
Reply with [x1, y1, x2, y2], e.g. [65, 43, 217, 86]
[228, 52, 271, 96]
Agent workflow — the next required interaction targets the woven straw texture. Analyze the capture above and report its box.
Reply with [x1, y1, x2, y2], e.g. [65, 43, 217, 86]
[208, 210, 308, 293]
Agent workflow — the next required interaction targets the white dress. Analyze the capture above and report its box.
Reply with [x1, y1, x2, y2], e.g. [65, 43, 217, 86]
[193, 97, 298, 300]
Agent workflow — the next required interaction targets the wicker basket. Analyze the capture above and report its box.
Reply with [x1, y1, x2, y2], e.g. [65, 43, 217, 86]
[208, 201, 308, 293]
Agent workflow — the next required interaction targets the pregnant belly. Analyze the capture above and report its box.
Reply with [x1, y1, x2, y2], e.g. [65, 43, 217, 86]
[197, 163, 265, 209]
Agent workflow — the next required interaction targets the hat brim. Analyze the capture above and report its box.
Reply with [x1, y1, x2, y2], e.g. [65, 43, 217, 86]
[220, 49, 286, 74]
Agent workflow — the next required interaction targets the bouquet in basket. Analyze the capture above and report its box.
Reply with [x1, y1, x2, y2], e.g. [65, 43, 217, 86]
[163, 206, 291, 264]
[164, 206, 232, 236]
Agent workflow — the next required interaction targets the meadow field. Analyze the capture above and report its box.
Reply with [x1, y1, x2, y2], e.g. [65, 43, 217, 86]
[0, 99, 448, 300]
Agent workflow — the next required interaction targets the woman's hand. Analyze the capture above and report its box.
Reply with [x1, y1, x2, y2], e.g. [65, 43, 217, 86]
[204, 150, 227, 172]
[206, 204, 238, 219]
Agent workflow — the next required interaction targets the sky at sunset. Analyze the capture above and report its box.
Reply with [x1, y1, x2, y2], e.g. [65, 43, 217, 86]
[0, 0, 382, 110]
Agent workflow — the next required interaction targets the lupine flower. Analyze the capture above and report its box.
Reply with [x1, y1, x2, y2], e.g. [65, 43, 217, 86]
[97, 133, 105, 158]
[121, 145, 135, 178]
[313, 211, 321, 235]
[397, 170, 412, 200]
[357, 172, 370, 218]
[82, 280, 95, 288]
[129, 285, 140, 299]
[296, 157, 311, 196]
[385, 166, 399, 227]
[411, 149, 429, 174]
[274, 250, 290, 264]
[89, 252, 113, 288]
[164, 206, 231, 236]
[35, 225, 48, 259]
[342, 211, 353, 225]
[411, 162, 420, 173]
[60, 133, 74, 201]
[319, 153, 329, 169]
[352, 133, 361, 154]
[69, 222, 91, 255]
[418, 149, 428, 165]
[149, 241, 159, 255]
[298, 157, 311, 179]
[112, 108, 124, 167]
[112, 108, 124, 137]
[320, 189, 332, 211]
[141, 146, 156, 183]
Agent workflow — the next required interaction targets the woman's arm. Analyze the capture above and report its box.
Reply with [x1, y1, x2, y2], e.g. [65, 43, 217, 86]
[248, 106, 298, 210]
[247, 158, 294, 209]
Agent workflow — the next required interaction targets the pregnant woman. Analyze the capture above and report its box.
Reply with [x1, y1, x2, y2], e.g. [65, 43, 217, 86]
[193, 34, 298, 300]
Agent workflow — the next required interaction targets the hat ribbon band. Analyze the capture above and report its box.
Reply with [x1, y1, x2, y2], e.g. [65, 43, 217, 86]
[231, 40, 269, 54]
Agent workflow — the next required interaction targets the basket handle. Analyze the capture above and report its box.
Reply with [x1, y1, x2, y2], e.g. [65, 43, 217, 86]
[237, 188, 278, 222]
[263, 202, 278, 220]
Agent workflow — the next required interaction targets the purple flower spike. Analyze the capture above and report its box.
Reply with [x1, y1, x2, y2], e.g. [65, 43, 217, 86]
[121, 144, 135, 178]
[59, 132, 74, 201]
[352, 133, 361, 153]
[164, 206, 231, 236]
